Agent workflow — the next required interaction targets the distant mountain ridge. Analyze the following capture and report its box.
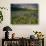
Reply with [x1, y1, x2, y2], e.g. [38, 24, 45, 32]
[11, 6, 37, 11]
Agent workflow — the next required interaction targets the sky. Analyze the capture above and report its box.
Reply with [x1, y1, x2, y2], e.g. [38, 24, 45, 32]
[11, 4, 38, 9]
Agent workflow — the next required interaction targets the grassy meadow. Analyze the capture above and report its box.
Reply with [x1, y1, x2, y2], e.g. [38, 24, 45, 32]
[11, 9, 38, 24]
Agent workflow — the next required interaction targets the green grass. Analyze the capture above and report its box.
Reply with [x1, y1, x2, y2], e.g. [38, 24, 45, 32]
[11, 9, 38, 24]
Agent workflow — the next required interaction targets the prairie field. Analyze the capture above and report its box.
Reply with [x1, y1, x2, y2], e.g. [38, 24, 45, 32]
[11, 9, 38, 24]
